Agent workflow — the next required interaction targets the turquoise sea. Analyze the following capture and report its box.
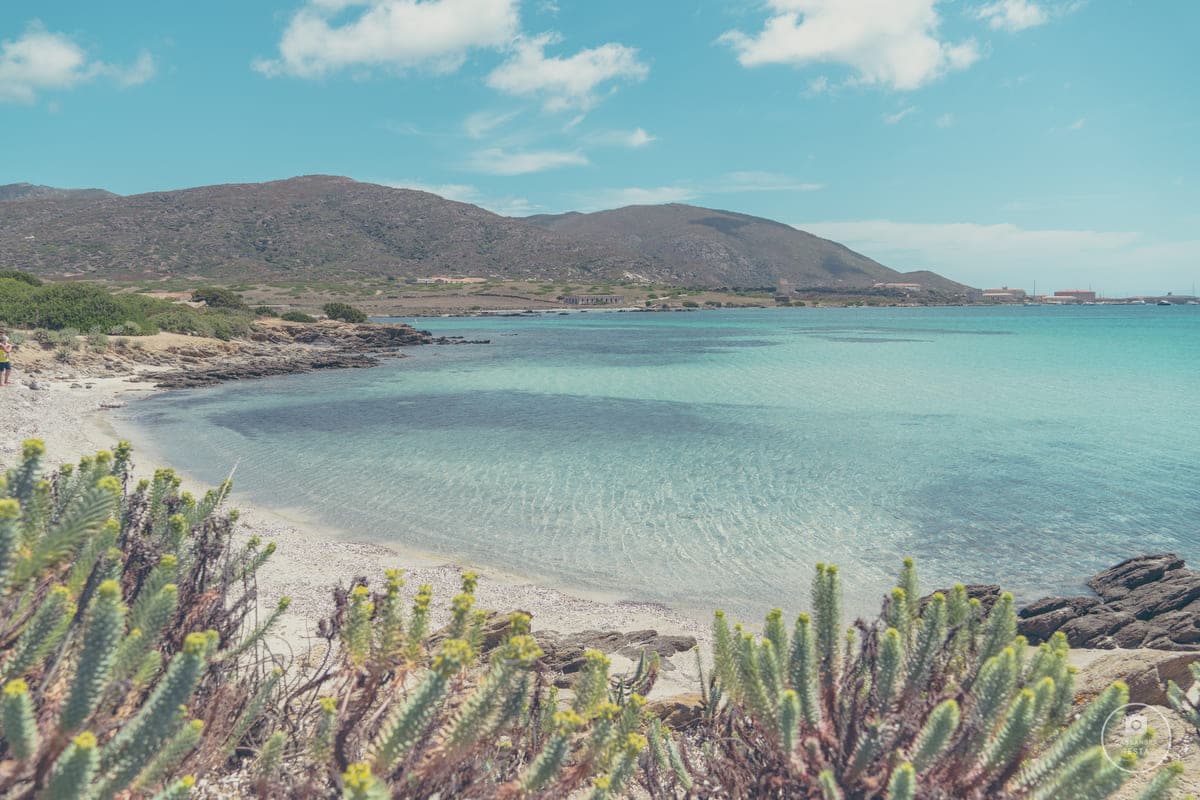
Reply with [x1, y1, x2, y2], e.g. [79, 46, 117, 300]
[120, 306, 1200, 618]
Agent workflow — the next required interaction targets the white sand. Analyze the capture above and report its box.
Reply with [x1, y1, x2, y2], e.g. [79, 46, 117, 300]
[0, 367, 707, 696]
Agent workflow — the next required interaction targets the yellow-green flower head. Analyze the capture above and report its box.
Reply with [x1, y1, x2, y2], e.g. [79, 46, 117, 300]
[508, 612, 531, 635]
[930, 591, 945, 602]
[135, 479, 150, 493]
[98, 579, 121, 600]
[181, 776, 196, 789]
[183, 632, 209, 655]
[0, 499, 19, 520]
[277, 596, 291, 611]
[594, 702, 620, 721]
[623, 733, 648, 755]
[350, 585, 371, 600]
[903, 557, 915, 568]
[59, 464, 74, 477]
[714, 609, 725, 620]
[22, 439, 45, 459]
[160, 554, 178, 569]
[96, 475, 121, 495]
[461, 571, 478, 593]
[583, 649, 611, 670]
[94, 450, 113, 466]
[343, 763, 375, 791]
[553, 709, 585, 732]
[49, 584, 71, 601]
[503, 634, 543, 664]
[102, 519, 119, 536]
[451, 593, 474, 614]
[415, 584, 433, 607]
[79, 456, 94, 471]
[228, 509, 240, 523]
[432, 639, 472, 676]
[592, 776, 612, 791]
[162, 584, 179, 598]
[797, 612, 812, 625]
[263, 542, 276, 556]
[4, 679, 29, 697]
[188, 719, 204, 733]
[180, 491, 195, 507]
[766, 608, 782, 623]
[73, 731, 98, 749]
[248, 535, 262, 548]
[319, 696, 338, 714]
[115, 441, 133, 459]
[626, 693, 647, 710]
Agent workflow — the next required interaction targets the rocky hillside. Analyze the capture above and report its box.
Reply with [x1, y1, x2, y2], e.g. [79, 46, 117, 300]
[0, 183, 115, 203]
[526, 205, 964, 291]
[0, 175, 969, 291]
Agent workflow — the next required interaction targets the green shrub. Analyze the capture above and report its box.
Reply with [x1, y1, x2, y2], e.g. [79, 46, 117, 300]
[190, 286, 248, 310]
[253, 306, 274, 316]
[279, 311, 316, 323]
[86, 328, 109, 353]
[682, 301, 699, 308]
[687, 560, 1183, 799]
[0, 270, 42, 286]
[322, 302, 368, 323]
[0, 441, 286, 799]
[108, 321, 145, 337]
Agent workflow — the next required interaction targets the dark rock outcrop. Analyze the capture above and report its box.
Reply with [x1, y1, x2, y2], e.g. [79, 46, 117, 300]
[153, 319, 437, 389]
[1019, 554, 1200, 650]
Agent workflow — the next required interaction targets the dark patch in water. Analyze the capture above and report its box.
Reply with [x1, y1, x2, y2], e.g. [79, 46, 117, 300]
[819, 336, 930, 344]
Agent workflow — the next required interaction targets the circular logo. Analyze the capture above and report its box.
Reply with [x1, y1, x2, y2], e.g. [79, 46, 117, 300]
[1100, 703, 1174, 773]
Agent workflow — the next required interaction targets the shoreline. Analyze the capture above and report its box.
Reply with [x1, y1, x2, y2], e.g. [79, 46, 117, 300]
[4, 365, 710, 696]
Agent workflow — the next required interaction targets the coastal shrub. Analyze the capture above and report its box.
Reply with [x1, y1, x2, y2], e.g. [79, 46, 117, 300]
[322, 302, 368, 323]
[686, 560, 1185, 799]
[253, 305, 274, 316]
[109, 320, 146, 336]
[0, 270, 42, 286]
[87, 327, 109, 352]
[0, 441, 287, 799]
[1169, 662, 1200, 731]
[244, 572, 680, 798]
[191, 286, 248, 310]
[279, 311, 316, 323]
[682, 301, 699, 308]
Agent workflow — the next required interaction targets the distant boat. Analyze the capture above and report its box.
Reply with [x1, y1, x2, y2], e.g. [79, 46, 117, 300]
[1129, 299, 1147, 305]
[1188, 300, 1200, 305]
[1157, 300, 1172, 306]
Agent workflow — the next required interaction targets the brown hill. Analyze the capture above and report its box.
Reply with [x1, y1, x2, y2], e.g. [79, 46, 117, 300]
[525, 205, 965, 291]
[0, 183, 116, 203]
[0, 175, 968, 291]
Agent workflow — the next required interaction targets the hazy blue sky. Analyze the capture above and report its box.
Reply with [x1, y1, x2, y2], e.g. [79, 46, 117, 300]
[2, 1, 1196, 294]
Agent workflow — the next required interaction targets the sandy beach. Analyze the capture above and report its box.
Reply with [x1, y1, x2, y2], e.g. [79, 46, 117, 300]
[1, 363, 708, 697]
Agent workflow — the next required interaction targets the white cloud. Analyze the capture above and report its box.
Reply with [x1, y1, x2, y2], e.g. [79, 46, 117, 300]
[977, 0, 1050, 31]
[884, 105, 916, 124]
[584, 127, 656, 148]
[377, 179, 482, 203]
[935, 112, 955, 127]
[463, 109, 518, 139]
[578, 172, 823, 211]
[0, 23, 154, 103]
[721, 0, 980, 91]
[465, 147, 588, 175]
[796, 218, 1199, 295]
[578, 186, 699, 210]
[254, 0, 520, 78]
[486, 33, 648, 111]
[717, 171, 824, 192]
[1068, 116, 1085, 130]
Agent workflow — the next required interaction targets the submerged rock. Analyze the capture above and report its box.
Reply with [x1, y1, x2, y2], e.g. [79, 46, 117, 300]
[1019, 554, 1200, 650]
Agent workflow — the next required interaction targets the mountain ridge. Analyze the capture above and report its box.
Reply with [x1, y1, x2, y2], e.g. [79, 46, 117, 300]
[0, 175, 969, 292]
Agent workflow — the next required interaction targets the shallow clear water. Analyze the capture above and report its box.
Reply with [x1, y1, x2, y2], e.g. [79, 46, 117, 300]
[121, 306, 1200, 618]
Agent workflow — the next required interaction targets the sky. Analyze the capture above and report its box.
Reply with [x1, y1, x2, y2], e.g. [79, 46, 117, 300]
[1, 0, 1197, 295]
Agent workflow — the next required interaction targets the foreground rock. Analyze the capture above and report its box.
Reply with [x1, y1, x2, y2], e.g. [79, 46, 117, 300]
[1019, 554, 1200, 650]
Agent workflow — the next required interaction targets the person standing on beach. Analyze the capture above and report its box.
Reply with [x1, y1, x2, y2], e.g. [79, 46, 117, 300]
[0, 334, 12, 386]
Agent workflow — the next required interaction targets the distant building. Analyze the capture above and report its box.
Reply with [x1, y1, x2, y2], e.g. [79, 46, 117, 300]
[981, 287, 1028, 302]
[563, 294, 624, 306]
[415, 276, 487, 284]
[1054, 289, 1096, 302]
